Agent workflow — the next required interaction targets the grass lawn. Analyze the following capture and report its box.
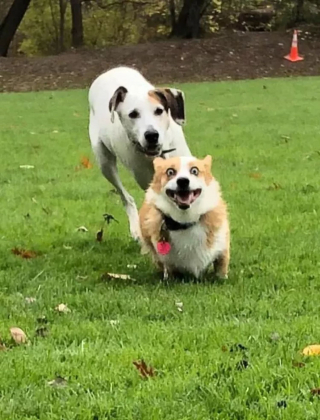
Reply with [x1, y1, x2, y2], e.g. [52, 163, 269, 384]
[1, 76, 320, 419]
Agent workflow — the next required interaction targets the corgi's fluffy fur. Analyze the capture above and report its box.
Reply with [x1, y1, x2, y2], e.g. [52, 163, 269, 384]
[139, 155, 230, 279]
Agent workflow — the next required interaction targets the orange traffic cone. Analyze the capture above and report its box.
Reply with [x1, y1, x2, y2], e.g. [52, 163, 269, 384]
[284, 30, 304, 62]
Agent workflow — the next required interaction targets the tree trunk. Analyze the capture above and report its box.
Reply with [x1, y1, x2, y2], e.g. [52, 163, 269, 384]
[295, 0, 304, 23]
[0, 0, 31, 57]
[168, 0, 176, 33]
[70, 0, 84, 48]
[59, 0, 67, 51]
[170, 0, 209, 38]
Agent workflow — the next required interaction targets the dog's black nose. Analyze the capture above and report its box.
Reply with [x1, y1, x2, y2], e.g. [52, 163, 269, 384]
[176, 177, 190, 189]
[144, 130, 159, 145]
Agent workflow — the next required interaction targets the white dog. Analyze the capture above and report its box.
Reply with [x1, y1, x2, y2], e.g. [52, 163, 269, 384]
[88, 66, 191, 240]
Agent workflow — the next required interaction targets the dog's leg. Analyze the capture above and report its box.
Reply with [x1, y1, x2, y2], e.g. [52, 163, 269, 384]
[213, 248, 229, 279]
[92, 141, 141, 241]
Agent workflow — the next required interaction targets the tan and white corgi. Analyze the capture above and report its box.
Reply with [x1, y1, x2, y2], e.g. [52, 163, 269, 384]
[139, 155, 230, 279]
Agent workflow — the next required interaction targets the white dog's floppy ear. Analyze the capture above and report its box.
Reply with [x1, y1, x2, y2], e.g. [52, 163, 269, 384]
[109, 86, 128, 123]
[151, 88, 186, 126]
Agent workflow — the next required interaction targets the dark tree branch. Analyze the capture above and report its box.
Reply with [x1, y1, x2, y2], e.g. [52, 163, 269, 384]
[0, 0, 32, 56]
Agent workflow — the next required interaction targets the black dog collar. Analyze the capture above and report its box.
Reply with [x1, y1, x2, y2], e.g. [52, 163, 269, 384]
[163, 215, 196, 231]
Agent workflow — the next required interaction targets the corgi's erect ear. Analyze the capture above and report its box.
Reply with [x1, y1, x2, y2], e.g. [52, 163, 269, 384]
[203, 155, 212, 168]
[153, 157, 165, 171]
[109, 86, 128, 123]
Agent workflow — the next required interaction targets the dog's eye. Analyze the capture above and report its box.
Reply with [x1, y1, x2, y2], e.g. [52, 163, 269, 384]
[129, 110, 139, 119]
[154, 108, 164, 116]
[190, 166, 199, 176]
[166, 168, 176, 177]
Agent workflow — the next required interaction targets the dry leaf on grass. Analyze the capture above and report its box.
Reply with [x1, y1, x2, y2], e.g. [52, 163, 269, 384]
[302, 344, 320, 356]
[292, 361, 305, 368]
[12, 248, 37, 259]
[249, 172, 262, 180]
[36, 327, 49, 337]
[25, 297, 37, 304]
[175, 301, 183, 312]
[55, 303, 71, 314]
[267, 183, 282, 191]
[81, 156, 93, 169]
[103, 213, 119, 224]
[103, 273, 134, 281]
[10, 327, 27, 344]
[133, 360, 155, 379]
[96, 229, 104, 242]
[127, 264, 137, 269]
[77, 226, 88, 232]
[47, 376, 67, 387]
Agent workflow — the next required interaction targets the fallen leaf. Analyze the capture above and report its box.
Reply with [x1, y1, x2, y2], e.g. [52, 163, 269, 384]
[36, 326, 49, 337]
[77, 226, 88, 232]
[267, 183, 282, 191]
[25, 297, 37, 304]
[302, 344, 320, 356]
[96, 229, 104, 242]
[249, 172, 262, 180]
[103, 273, 134, 281]
[76, 275, 88, 280]
[175, 301, 183, 312]
[127, 264, 137, 269]
[55, 303, 71, 314]
[37, 315, 48, 324]
[10, 327, 27, 344]
[292, 361, 305, 368]
[311, 388, 320, 395]
[81, 156, 93, 169]
[270, 332, 280, 341]
[230, 343, 248, 352]
[133, 360, 155, 379]
[236, 359, 249, 370]
[47, 376, 67, 387]
[12, 248, 37, 259]
[103, 213, 119, 224]
[221, 345, 228, 352]
[19, 165, 34, 169]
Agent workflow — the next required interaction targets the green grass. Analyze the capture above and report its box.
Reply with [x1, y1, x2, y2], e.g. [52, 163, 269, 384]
[1, 77, 320, 419]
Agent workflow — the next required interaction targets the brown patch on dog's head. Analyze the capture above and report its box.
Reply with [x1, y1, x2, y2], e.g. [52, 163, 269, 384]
[148, 88, 185, 125]
[109, 86, 128, 123]
[151, 157, 182, 193]
[188, 155, 213, 185]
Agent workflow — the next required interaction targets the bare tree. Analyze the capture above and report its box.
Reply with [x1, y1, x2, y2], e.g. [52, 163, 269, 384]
[170, 0, 210, 38]
[70, 0, 84, 47]
[0, 0, 32, 56]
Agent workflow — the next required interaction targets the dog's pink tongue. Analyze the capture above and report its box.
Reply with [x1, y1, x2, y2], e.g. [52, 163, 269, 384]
[177, 192, 193, 205]
[157, 241, 171, 255]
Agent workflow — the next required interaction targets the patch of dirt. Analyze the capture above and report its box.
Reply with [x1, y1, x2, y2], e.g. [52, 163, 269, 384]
[0, 31, 319, 92]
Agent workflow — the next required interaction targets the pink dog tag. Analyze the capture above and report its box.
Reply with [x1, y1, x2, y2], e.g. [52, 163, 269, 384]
[157, 241, 171, 255]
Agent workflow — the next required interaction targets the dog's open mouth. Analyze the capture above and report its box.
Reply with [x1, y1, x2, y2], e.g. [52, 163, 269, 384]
[166, 189, 202, 209]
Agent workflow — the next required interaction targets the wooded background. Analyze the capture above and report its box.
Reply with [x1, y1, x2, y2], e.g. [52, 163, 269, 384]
[0, 0, 319, 57]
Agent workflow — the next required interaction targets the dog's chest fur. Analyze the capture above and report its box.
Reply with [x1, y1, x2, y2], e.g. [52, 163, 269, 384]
[157, 220, 227, 278]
